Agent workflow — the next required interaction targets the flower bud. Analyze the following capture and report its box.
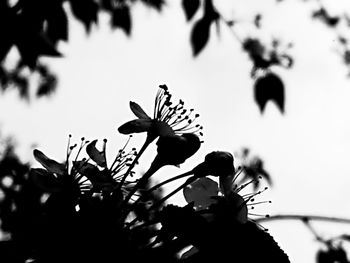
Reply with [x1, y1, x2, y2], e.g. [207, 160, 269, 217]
[155, 134, 201, 166]
[194, 151, 235, 177]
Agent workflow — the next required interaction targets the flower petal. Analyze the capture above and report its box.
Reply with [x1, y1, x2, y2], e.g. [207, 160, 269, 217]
[118, 119, 153, 134]
[183, 177, 219, 210]
[33, 149, 66, 175]
[30, 168, 62, 192]
[86, 140, 107, 168]
[181, 246, 199, 259]
[130, 101, 151, 119]
[74, 161, 114, 190]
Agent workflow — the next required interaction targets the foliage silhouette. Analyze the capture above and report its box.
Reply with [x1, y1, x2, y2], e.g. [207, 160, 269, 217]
[1, 0, 350, 113]
[0, 85, 293, 263]
[1, 86, 350, 262]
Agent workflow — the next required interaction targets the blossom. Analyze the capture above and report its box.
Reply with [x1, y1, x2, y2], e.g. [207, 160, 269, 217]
[30, 136, 137, 197]
[118, 85, 203, 141]
[184, 151, 270, 224]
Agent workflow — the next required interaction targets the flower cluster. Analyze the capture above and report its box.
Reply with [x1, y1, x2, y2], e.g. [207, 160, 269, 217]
[24, 85, 289, 263]
[30, 136, 137, 200]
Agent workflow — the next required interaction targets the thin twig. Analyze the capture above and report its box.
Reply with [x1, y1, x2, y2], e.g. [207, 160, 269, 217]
[256, 214, 350, 224]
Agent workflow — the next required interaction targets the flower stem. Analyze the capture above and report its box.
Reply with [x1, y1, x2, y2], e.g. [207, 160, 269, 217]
[149, 175, 198, 211]
[128, 170, 194, 212]
[144, 170, 194, 196]
[123, 156, 162, 207]
[117, 136, 153, 191]
[256, 214, 350, 224]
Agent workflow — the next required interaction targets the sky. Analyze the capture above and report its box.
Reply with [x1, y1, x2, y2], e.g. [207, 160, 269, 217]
[2, 0, 350, 262]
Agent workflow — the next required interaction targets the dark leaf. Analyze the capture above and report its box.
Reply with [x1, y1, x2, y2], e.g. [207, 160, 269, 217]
[0, 6, 14, 62]
[69, 0, 98, 33]
[243, 222, 290, 262]
[86, 140, 107, 168]
[203, 0, 217, 20]
[46, 6, 69, 44]
[254, 14, 262, 28]
[254, 72, 285, 113]
[191, 17, 212, 56]
[182, 0, 201, 21]
[36, 73, 57, 97]
[33, 149, 66, 175]
[111, 5, 132, 36]
[101, 0, 112, 10]
[312, 8, 339, 27]
[339, 234, 350, 241]
[0, 39, 12, 63]
[140, 0, 165, 11]
[15, 30, 61, 69]
[317, 247, 348, 263]
[12, 74, 29, 99]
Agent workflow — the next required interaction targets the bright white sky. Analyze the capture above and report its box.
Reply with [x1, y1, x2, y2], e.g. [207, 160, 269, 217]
[2, 0, 350, 262]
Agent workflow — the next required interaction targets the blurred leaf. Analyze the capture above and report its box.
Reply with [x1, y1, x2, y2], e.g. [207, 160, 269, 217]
[254, 14, 262, 28]
[317, 247, 348, 263]
[101, 0, 112, 10]
[140, 0, 165, 11]
[0, 38, 12, 63]
[312, 8, 339, 27]
[36, 74, 57, 97]
[254, 72, 285, 113]
[242, 156, 272, 190]
[46, 6, 69, 44]
[182, 0, 200, 21]
[69, 0, 98, 33]
[339, 234, 350, 241]
[12, 74, 29, 99]
[86, 140, 107, 168]
[33, 149, 66, 175]
[183, 177, 219, 210]
[112, 5, 132, 36]
[16, 29, 61, 68]
[191, 16, 212, 56]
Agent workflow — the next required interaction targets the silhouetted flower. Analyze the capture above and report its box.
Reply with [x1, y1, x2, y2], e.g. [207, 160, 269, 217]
[83, 138, 137, 193]
[30, 136, 137, 196]
[193, 151, 235, 177]
[185, 151, 269, 224]
[118, 85, 203, 141]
